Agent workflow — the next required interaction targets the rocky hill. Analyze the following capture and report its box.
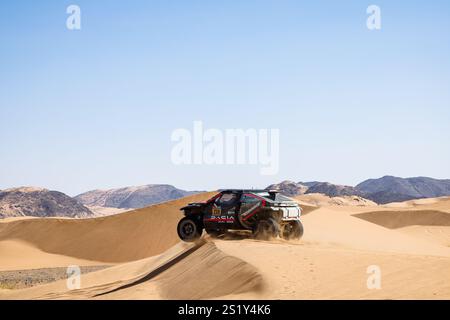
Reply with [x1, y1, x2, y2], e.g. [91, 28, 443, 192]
[265, 181, 308, 197]
[266, 181, 362, 198]
[267, 176, 450, 204]
[0, 187, 94, 219]
[75, 184, 198, 209]
[305, 182, 364, 197]
[356, 176, 450, 204]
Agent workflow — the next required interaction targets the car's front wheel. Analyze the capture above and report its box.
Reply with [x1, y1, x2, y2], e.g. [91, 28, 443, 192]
[177, 217, 203, 242]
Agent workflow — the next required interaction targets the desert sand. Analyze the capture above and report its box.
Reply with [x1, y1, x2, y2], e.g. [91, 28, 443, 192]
[86, 206, 131, 217]
[1, 193, 450, 299]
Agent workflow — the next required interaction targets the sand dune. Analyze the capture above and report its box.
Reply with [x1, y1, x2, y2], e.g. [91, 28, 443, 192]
[0, 240, 104, 272]
[86, 206, 131, 217]
[303, 206, 450, 257]
[354, 210, 450, 229]
[216, 239, 450, 299]
[383, 196, 450, 209]
[398, 226, 450, 247]
[0, 241, 262, 300]
[1, 192, 450, 300]
[0, 192, 216, 263]
[295, 193, 377, 207]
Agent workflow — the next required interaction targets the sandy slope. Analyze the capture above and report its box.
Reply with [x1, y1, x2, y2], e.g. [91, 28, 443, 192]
[0, 192, 216, 263]
[0, 240, 104, 271]
[86, 206, 131, 217]
[295, 193, 377, 207]
[304, 206, 450, 257]
[383, 197, 450, 210]
[0, 241, 262, 300]
[216, 240, 450, 299]
[398, 226, 450, 247]
[1, 193, 450, 299]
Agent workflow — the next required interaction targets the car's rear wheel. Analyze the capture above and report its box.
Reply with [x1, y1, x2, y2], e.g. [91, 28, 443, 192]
[254, 218, 280, 240]
[177, 217, 203, 242]
[282, 220, 304, 240]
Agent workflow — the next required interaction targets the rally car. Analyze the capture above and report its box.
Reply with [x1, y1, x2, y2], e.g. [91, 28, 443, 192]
[177, 189, 303, 241]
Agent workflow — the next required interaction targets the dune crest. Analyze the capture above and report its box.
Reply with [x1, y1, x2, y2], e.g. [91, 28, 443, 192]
[1, 192, 450, 299]
[1, 241, 263, 300]
[0, 192, 216, 263]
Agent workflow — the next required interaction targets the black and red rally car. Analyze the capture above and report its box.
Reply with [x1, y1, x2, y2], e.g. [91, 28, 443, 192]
[177, 189, 303, 241]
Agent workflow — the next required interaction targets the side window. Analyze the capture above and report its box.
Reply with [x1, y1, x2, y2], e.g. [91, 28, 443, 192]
[216, 193, 237, 206]
[241, 194, 260, 203]
[239, 194, 261, 214]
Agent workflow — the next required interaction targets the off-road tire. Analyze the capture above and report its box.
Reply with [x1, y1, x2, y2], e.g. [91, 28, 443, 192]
[177, 217, 203, 242]
[282, 220, 304, 240]
[254, 218, 280, 240]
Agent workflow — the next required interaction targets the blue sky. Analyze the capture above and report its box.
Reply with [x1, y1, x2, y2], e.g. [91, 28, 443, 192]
[1, 1, 449, 196]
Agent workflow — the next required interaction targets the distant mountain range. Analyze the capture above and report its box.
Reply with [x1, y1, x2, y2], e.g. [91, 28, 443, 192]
[74, 184, 199, 209]
[306, 182, 364, 198]
[356, 176, 450, 204]
[2, 176, 450, 219]
[267, 176, 450, 204]
[0, 187, 94, 219]
[0, 185, 198, 219]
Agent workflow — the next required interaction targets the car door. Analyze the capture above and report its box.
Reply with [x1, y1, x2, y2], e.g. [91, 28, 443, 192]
[238, 193, 264, 228]
[211, 192, 239, 224]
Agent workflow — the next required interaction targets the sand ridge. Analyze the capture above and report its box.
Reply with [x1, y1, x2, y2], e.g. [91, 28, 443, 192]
[0, 240, 263, 300]
[0, 192, 216, 263]
[1, 192, 450, 299]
